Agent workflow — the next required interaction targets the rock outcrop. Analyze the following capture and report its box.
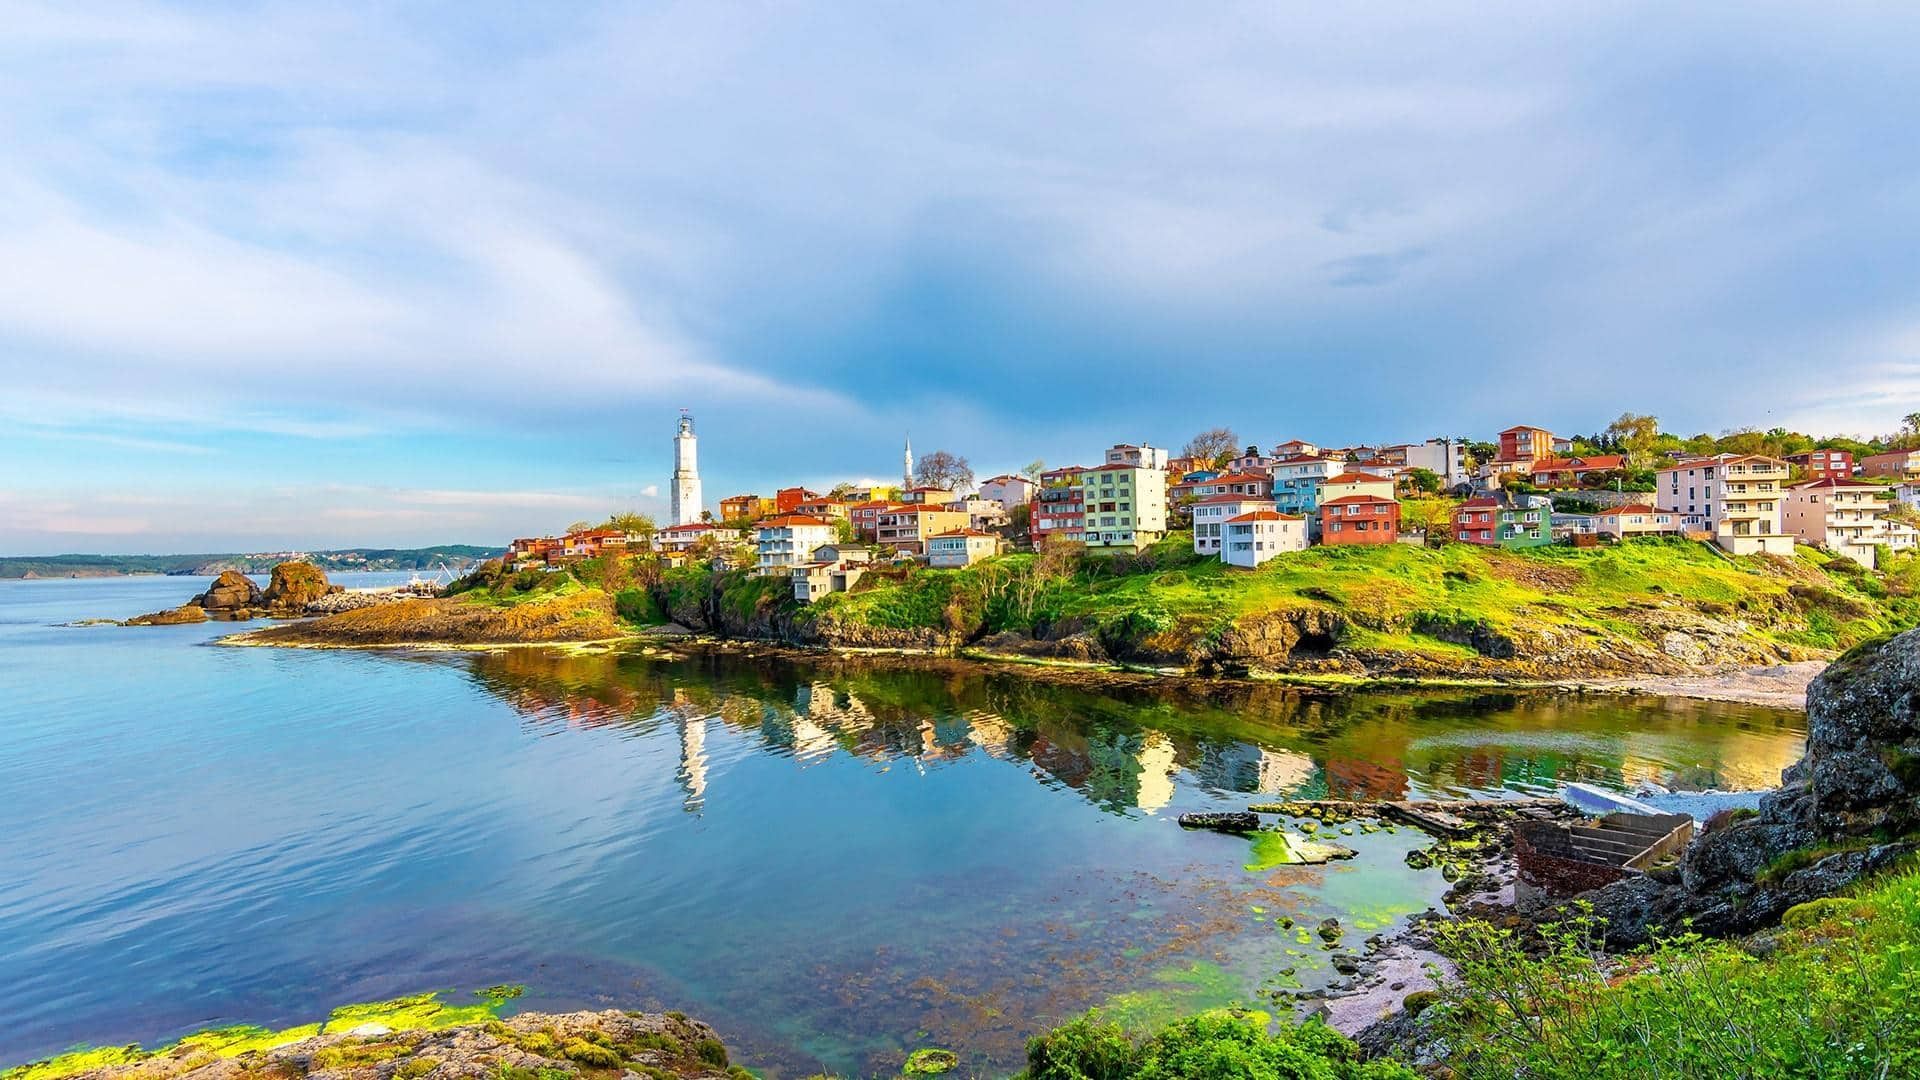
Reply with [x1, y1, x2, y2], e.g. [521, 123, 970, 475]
[263, 561, 337, 613]
[41, 1009, 735, 1080]
[1580, 628, 1920, 946]
[194, 570, 265, 614]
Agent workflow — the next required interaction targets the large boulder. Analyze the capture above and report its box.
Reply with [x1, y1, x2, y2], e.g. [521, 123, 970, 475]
[194, 569, 264, 611]
[262, 561, 334, 613]
[1581, 628, 1920, 946]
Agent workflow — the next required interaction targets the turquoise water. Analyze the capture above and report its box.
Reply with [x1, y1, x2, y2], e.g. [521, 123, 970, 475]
[0, 576, 1807, 1076]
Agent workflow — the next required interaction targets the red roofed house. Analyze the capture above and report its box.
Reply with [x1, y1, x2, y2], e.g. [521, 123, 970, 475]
[1528, 455, 1626, 489]
[1190, 472, 1274, 499]
[1497, 425, 1557, 463]
[847, 500, 898, 540]
[719, 494, 775, 523]
[1451, 493, 1552, 548]
[1191, 494, 1271, 556]
[1785, 450, 1854, 480]
[754, 515, 838, 576]
[655, 522, 718, 552]
[793, 497, 851, 521]
[1656, 454, 1794, 555]
[1222, 510, 1308, 568]
[926, 528, 1003, 568]
[876, 505, 970, 555]
[774, 487, 820, 514]
[1320, 495, 1400, 546]
[1592, 505, 1681, 540]
[507, 536, 561, 566]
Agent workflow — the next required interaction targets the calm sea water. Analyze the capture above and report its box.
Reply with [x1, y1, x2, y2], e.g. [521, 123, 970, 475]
[0, 575, 1807, 1076]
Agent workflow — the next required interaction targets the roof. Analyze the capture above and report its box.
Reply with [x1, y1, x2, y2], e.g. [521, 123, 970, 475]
[659, 522, 715, 533]
[1459, 497, 1498, 508]
[1531, 455, 1626, 472]
[1194, 493, 1269, 505]
[1272, 454, 1333, 465]
[1202, 471, 1270, 484]
[1787, 477, 1880, 490]
[1324, 471, 1393, 484]
[879, 504, 966, 515]
[1660, 453, 1790, 471]
[1085, 462, 1151, 472]
[1320, 494, 1398, 506]
[980, 474, 1029, 485]
[929, 528, 1000, 538]
[1499, 424, 1553, 435]
[757, 515, 833, 528]
[1227, 510, 1300, 523]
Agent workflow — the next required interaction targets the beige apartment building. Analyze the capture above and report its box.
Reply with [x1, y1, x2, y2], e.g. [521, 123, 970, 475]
[1783, 477, 1894, 568]
[1655, 454, 1794, 556]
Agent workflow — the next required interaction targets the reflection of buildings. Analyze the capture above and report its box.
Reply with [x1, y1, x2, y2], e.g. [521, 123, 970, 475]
[456, 648, 1803, 822]
[678, 715, 708, 812]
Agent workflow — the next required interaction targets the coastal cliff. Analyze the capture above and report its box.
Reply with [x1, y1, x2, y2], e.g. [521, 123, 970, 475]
[229, 537, 1914, 688]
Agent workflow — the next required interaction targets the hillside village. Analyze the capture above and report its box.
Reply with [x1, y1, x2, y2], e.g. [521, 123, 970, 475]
[504, 414, 1920, 607]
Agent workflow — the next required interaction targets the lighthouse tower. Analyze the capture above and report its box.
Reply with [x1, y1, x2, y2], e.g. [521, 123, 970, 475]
[671, 411, 702, 526]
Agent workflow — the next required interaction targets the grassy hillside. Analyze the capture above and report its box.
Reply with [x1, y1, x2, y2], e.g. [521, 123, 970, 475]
[352, 535, 1913, 676]
[806, 534, 1909, 672]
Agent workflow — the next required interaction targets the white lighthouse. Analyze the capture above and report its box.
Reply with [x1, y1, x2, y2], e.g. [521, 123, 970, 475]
[671, 411, 702, 526]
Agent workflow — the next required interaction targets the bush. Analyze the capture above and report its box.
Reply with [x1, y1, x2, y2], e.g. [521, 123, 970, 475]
[1020, 1010, 1412, 1080]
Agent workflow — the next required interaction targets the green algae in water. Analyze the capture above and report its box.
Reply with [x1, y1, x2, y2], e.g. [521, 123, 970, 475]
[3, 990, 513, 1080]
[903, 1047, 959, 1074]
[1093, 961, 1244, 1035]
[1244, 831, 1355, 872]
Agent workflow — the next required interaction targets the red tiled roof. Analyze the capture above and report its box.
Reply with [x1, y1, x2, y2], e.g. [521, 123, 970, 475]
[1272, 454, 1332, 465]
[1320, 494, 1397, 506]
[758, 515, 834, 528]
[1787, 478, 1879, 490]
[1459, 497, 1498, 508]
[1227, 510, 1296, 522]
[1194, 493, 1268, 505]
[1531, 455, 1625, 472]
[1499, 424, 1552, 435]
[1324, 471, 1392, 484]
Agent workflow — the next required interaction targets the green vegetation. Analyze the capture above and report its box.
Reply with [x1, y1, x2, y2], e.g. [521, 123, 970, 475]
[1424, 865, 1920, 1078]
[2, 990, 514, 1080]
[1019, 1009, 1414, 1080]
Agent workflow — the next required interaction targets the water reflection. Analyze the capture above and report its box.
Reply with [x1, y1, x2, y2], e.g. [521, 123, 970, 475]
[459, 647, 1807, 814]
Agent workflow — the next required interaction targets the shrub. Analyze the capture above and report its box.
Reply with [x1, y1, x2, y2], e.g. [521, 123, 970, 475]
[1023, 1014, 1138, 1080]
[1019, 1010, 1411, 1080]
[560, 1038, 621, 1068]
[693, 1039, 728, 1068]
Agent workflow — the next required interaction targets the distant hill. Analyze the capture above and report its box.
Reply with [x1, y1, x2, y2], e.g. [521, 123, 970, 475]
[0, 546, 504, 579]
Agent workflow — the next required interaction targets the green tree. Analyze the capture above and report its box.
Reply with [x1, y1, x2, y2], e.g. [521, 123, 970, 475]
[1406, 467, 1442, 494]
[1603, 412, 1660, 468]
[1021, 459, 1047, 483]
[606, 511, 656, 539]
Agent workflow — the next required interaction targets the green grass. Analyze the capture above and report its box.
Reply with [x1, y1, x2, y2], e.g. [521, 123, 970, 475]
[1425, 862, 1920, 1078]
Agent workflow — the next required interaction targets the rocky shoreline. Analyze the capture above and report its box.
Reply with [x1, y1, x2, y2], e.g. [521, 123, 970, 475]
[14, 1009, 742, 1080]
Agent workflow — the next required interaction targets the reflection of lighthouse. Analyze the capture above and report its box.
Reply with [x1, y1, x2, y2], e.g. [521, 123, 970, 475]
[676, 715, 708, 812]
[671, 412, 702, 527]
[1134, 731, 1179, 813]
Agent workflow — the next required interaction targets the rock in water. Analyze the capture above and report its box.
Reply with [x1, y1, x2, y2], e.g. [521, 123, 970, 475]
[262, 561, 332, 613]
[194, 569, 264, 612]
[1581, 628, 1920, 946]
[123, 604, 208, 626]
[1178, 811, 1260, 833]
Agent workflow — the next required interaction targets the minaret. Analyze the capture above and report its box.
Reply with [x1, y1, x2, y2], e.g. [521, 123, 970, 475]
[903, 431, 914, 489]
[671, 411, 702, 527]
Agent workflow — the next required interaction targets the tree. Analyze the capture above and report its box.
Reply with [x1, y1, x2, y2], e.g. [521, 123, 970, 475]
[565, 520, 592, 535]
[832, 518, 858, 545]
[1182, 427, 1241, 465]
[606, 511, 656, 538]
[1020, 459, 1047, 484]
[827, 482, 859, 500]
[1604, 413, 1660, 468]
[1406, 468, 1442, 495]
[915, 450, 975, 492]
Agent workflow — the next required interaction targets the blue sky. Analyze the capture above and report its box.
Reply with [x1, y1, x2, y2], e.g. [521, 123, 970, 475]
[4, 1, 1920, 553]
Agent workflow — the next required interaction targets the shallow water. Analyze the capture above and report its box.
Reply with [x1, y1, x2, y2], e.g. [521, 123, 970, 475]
[0, 575, 1807, 1076]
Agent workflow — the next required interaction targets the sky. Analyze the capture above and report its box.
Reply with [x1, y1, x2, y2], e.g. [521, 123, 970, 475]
[4, 1, 1920, 553]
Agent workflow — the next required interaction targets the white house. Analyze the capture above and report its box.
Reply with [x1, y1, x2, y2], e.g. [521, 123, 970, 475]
[927, 529, 1002, 567]
[792, 547, 872, 603]
[1398, 439, 1470, 488]
[1222, 510, 1308, 568]
[977, 474, 1037, 512]
[754, 515, 838, 576]
[1105, 442, 1170, 470]
[1191, 494, 1271, 556]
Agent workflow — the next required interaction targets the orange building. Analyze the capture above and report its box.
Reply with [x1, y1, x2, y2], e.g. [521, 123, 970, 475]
[1319, 495, 1400, 545]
